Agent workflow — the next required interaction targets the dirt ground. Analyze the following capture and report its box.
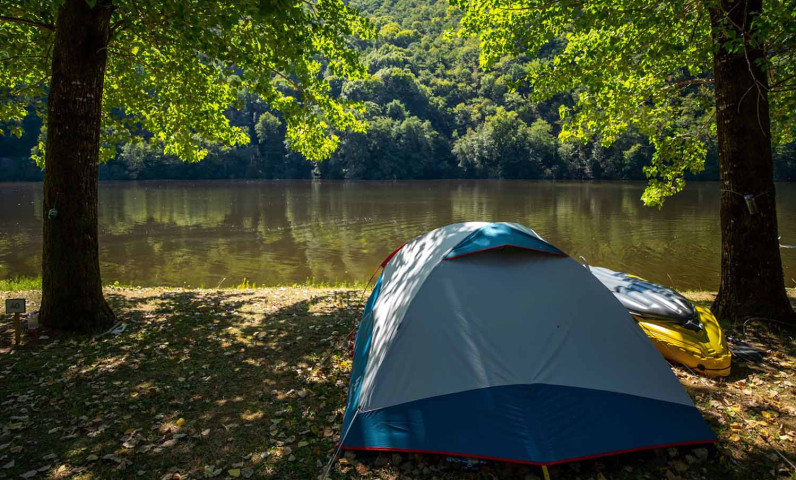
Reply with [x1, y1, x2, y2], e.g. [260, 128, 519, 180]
[0, 286, 794, 480]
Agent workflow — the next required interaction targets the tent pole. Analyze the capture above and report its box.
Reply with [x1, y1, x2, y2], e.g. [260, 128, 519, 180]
[542, 465, 551, 480]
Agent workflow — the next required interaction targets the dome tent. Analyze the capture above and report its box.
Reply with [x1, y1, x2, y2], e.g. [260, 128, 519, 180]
[341, 222, 715, 465]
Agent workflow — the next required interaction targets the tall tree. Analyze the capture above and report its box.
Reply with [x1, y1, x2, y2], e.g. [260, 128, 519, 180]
[0, 0, 372, 331]
[708, 0, 792, 324]
[453, 0, 795, 325]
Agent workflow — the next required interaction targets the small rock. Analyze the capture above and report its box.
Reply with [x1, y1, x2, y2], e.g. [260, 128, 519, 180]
[203, 466, 222, 478]
[693, 448, 709, 461]
[667, 447, 679, 458]
[20, 471, 37, 479]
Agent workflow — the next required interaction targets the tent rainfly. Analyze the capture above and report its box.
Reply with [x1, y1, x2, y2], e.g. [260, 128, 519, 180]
[340, 222, 716, 465]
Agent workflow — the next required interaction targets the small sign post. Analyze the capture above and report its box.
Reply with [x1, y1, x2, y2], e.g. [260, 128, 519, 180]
[5, 299, 26, 346]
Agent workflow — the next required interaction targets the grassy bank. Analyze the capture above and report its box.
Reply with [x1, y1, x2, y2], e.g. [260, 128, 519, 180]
[0, 277, 370, 292]
[0, 277, 42, 292]
[0, 286, 794, 480]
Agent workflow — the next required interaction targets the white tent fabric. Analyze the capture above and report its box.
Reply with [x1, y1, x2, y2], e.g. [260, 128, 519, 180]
[357, 222, 488, 408]
[357, 222, 692, 411]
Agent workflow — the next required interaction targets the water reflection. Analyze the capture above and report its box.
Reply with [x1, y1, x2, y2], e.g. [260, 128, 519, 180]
[0, 180, 794, 290]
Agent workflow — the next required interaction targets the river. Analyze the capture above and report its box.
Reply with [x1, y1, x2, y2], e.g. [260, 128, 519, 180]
[1, 180, 794, 291]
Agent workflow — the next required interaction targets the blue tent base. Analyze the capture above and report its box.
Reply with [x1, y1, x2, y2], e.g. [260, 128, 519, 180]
[341, 384, 716, 466]
[339, 439, 716, 467]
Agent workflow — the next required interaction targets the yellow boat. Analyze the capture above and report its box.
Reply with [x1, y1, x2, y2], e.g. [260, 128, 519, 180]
[591, 267, 731, 378]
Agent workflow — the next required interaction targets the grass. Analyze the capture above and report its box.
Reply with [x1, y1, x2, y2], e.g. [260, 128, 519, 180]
[227, 278, 370, 291]
[0, 276, 371, 292]
[0, 287, 794, 480]
[0, 276, 41, 291]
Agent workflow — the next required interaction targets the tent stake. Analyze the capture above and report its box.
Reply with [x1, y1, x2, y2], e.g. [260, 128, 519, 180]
[542, 465, 551, 480]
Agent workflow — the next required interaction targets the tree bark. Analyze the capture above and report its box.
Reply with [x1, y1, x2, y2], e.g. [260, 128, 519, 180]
[710, 0, 795, 326]
[39, 0, 116, 332]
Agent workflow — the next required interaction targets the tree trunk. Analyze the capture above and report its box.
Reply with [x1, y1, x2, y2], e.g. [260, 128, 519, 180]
[709, 0, 795, 326]
[39, 0, 116, 332]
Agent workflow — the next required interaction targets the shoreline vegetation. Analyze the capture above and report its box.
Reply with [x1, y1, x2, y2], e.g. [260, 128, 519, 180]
[0, 277, 371, 293]
[1, 285, 794, 479]
[2, 276, 791, 300]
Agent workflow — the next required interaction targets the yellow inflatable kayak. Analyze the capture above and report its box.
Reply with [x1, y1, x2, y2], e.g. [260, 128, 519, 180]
[591, 267, 731, 378]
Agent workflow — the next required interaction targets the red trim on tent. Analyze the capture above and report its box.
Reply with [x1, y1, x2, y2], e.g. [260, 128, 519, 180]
[443, 244, 568, 261]
[340, 439, 716, 466]
[380, 243, 406, 268]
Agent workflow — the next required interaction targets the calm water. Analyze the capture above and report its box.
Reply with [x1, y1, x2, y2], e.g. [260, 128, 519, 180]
[1, 180, 794, 291]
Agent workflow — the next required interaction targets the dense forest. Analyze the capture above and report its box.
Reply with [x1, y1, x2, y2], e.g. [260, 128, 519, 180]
[0, 0, 793, 182]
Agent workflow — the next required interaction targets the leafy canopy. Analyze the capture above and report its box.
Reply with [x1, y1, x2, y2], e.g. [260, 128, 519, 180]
[0, 0, 374, 163]
[451, 0, 795, 205]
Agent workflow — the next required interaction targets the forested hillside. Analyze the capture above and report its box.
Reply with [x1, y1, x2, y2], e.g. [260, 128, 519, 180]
[1, 0, 793, 182]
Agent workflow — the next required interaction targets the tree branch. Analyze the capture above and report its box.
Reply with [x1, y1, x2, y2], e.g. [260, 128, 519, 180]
[0, 14, 54, 31]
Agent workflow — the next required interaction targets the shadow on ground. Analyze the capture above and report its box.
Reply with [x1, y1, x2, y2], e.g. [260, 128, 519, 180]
[0, 287, 794, 479]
